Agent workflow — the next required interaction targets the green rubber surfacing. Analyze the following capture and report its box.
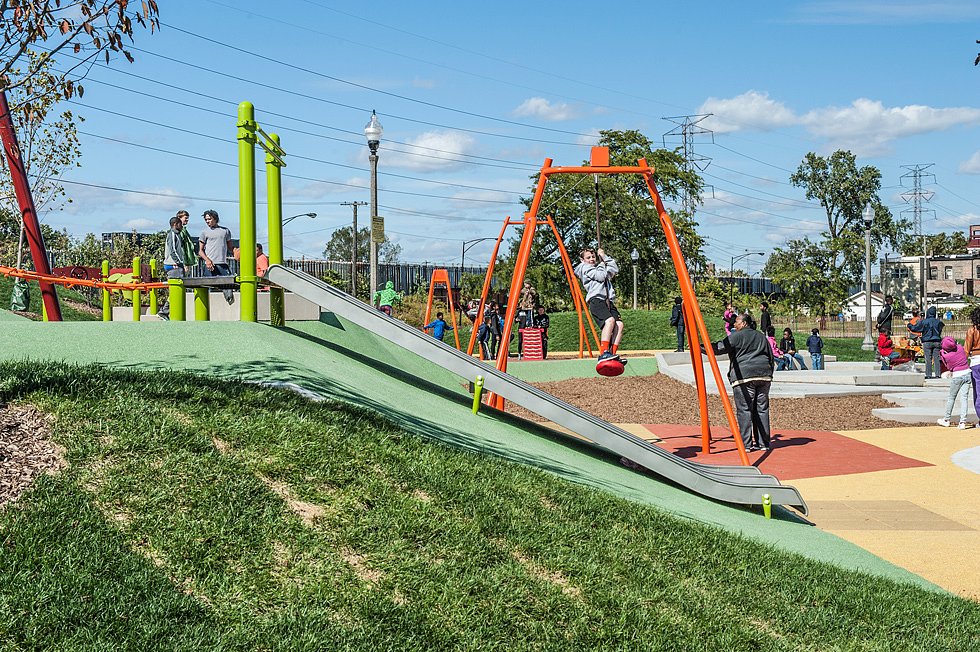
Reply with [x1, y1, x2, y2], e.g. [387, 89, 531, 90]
[0, 312, 940, 592]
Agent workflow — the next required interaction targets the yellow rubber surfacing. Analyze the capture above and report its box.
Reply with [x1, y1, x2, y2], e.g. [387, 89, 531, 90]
[773, 425, 980, 600]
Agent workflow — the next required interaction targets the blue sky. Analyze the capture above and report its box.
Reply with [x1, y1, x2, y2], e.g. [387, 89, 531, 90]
[38, 0, 980, 274]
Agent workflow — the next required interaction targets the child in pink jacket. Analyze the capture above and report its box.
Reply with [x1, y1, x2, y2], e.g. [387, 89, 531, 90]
[938, 336, 972, 428]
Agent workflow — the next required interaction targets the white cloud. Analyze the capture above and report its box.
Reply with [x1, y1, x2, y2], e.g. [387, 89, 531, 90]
[700, 91, 980, 157]
[412, 77, 436, 89]
[801, 99, 980, 156]
[122, 218, 158, 231]
[512, 97, 586, 122]
[63, 184, 188, 214]
[700, 91, 797, 134]
[575, 127, 601, 147]
[282, 178, 365, 199]
[958, 151, 980, 174]
[383, 131, 479, 173]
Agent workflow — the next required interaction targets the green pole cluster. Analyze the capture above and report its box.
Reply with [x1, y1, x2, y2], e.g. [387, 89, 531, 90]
[267, 132, 285, 326]
[132, 256, 141, 322]
[237, 101, 258, 323]
[102, 260, 111, 322]
[194, 288, 210, 321]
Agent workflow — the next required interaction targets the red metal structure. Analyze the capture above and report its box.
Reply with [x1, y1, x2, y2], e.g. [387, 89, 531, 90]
[490, 148, 750, 466]
[0, 90, 62, 320]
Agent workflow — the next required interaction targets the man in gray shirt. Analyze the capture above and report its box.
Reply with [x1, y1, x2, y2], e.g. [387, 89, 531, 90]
[199, 209, 235, 305]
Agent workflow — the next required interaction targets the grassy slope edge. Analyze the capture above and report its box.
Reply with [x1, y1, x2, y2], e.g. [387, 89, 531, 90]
[0, 362, 976, 651]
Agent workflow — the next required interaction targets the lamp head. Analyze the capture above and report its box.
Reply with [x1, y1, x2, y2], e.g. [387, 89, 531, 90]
[631, 248, 639, 262]
[364, 110, 383, 154]
[862, 203, 875, 230]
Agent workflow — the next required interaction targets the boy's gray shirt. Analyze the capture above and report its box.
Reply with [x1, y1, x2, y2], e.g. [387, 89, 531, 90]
[199, 225, 232, 265]
[574, 256, 619, 303]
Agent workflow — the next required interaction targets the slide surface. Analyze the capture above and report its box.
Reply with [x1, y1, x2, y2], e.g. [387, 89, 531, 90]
[266, 265, 807, 514]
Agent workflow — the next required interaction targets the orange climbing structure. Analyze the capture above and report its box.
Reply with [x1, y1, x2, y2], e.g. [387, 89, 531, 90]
[486, 148, 750, 466]
[423, 269, 461, 350]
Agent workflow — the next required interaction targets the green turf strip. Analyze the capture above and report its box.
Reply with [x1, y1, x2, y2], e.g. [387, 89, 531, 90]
[0, 318, 946, 589]
[1, 363, 978, 650]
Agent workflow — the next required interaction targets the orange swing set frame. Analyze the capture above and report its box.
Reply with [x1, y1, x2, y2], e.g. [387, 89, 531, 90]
[481, 148, 751, 466]
[464, 214, 601, 363]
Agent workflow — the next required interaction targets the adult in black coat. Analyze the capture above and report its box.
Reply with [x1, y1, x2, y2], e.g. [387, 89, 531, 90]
[670, 296, 685, 352]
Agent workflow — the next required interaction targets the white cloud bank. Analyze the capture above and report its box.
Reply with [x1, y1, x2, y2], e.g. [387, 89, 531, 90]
[382, 130, 480, 173]
[700, 90, 980, 156]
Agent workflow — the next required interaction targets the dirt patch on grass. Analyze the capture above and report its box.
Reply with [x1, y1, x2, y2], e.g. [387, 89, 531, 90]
[0, 404, 65, 507]
[258, 474, 327, 525]
[506, 374, 928, 431]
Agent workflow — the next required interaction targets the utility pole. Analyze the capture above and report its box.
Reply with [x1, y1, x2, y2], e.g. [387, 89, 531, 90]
[662, 114, 714, 215]
[341, 201, 368, 297]
[900, 164, 935, 311]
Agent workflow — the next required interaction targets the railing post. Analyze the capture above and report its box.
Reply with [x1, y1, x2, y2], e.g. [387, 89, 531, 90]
[194, 288, 210, 321]
[102, 260, 111, 321]
[149, 258, 158, 315]
[132, 256, 141, 322]
[168, 279, 186, 321]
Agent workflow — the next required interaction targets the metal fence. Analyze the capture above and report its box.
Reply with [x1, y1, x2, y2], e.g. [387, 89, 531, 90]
[280, 259, 490, 295]
[772, 317, 972, 340]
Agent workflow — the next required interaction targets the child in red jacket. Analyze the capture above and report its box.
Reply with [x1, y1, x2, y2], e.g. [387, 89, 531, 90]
[878, 328, 899, 370]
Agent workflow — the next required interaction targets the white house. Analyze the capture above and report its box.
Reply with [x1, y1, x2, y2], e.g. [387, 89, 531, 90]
[844, 290, 885, 321]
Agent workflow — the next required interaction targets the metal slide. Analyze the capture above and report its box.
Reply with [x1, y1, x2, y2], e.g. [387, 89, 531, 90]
[266, 265, 807, 515]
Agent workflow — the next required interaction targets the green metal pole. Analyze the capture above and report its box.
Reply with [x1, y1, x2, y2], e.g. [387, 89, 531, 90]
[149, 258, 158, 315]
[102, 260, 111, 321]
[237, 101, 258, 323]
[267, 132, 285, 326]
[132, 256, 141, 322]
[194, 288, 210, 321]
[472, 375, 484, 414]
[168, 279, 186, 321]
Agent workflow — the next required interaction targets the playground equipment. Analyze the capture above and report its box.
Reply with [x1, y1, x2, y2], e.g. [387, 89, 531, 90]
[485, 148, 751, 466]
[465, 213, 600, 362]
[422, 269, 461, 350]
[265, 263, 807, 514]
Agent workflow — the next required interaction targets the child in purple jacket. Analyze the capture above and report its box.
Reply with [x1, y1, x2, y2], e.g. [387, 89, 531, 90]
[938, 336, 972, 428]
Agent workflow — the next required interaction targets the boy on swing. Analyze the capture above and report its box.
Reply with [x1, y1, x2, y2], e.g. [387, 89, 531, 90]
[575, 246, 626, 369]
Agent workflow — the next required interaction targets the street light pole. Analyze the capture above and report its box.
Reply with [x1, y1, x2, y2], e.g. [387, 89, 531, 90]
[862, 203, 876, 350]
[340, 203, 366, 297]
[631, 248, 639, 310]
[281, 212, 316, 226]
[462, 238, 494, 273]
[364, 110, 383, 300]
[729, 251, 765, 305]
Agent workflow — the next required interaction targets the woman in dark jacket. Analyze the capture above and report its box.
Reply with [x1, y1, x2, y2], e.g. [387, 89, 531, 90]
[777, 328, 808, 371]
[703, 313, 776, 452]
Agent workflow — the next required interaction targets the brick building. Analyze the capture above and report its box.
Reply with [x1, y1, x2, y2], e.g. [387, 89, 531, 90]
[881, 225, 980, 310]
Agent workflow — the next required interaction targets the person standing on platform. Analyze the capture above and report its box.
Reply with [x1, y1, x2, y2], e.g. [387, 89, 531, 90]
[670, 296, 685, 352]
[876, 295, 895, 335]
[532, 305, 550, 359]
[175, 210, 196, 277]
[159, 216, 186, 320]
[907, 306, 944, 379]
[758, 301, 772, 338]
[198, 209, 235, 305]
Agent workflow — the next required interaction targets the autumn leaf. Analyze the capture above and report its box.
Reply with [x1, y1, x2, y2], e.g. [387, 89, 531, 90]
[59, 19, 70, 35]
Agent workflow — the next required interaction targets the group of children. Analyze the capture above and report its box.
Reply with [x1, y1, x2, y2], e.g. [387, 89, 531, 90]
[765, 326, 825, 371]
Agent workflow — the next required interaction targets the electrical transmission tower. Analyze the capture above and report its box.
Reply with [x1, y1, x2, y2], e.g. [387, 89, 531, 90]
[662, 114, 714, 214]
[900, 164, 935, 309]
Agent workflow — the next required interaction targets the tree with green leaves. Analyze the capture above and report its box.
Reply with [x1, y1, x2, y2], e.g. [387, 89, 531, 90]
[766, 150, 906, 315]
[899, 230, 968, 257]
[323, 226, 401, 264]
[505, 129, 705, 308]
